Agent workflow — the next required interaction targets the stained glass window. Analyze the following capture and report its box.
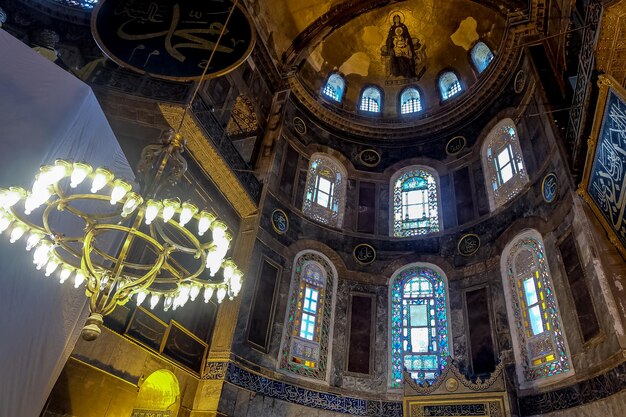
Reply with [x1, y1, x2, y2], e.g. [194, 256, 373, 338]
[279, 252, 336, 381]
[390, 264, 450, 387]
[321, 73, 345, 103]
[391, 168, 440, 237]
[439, 71, 462, 100]
[303, 154, 346, 228]
[502, 231, 572, 385]
[471, 41, 495, 73]
[400, 87, 423, 114]
[360, 86, 383, 113]
[481, 119, 529, 210]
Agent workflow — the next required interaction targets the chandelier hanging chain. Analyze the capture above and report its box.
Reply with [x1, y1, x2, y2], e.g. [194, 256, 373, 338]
[176, 0, 240, 134]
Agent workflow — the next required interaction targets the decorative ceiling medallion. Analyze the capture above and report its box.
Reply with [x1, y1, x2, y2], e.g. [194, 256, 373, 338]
[358, 149, 381, 167]
[457, 233, 480, 256]
[445, 136, 466, 156]
[353, 243, 376, 265]
[514, 70, 526, 94]
[542, 172, 559, 204]
[293, 117, 307, 135]
[271, 209, 289, 235]
[92, 0, 255, 81]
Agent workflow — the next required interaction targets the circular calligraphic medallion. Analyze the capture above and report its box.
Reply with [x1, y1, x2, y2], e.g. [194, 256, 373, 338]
[92, 0, 256, 81]
[445, 136, 466, 156]
[457, 234, 480, 256]
[353, 244, 376, 265]
[445, 378, 459, 392]
[514, 70, 526, 94]
[271, 209, 289, 234]
[542, 172, 559, 203]
[293, 117, 307, 135]
[358, 149, 381, 168]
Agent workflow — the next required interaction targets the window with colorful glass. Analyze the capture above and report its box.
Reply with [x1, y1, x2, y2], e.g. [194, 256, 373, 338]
[481, 119, 528, 210]
[502, 231, 572, 384]
[321, 73, 345, 103]
[392, 168, 440, 237]
[390, 265, 450, 387]
[439, 71, 462, 100]
[303, 154, 346, 228]
[359, 86, 383, 113]
[471, 41, 495, 73]
[400, 87, 423, 114]
[279, 252, 336, 381]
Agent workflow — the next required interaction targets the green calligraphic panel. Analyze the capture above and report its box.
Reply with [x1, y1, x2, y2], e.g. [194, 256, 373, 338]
[93, 0, 255, 80]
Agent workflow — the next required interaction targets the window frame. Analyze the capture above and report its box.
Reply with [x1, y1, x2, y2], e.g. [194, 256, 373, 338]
[302, 153, 347, 228]
[388, 263, 452, 389]
[358, 85, 384, 114]
[481, 118, 529, 211]
[500, 229, 574, 388]
[398, 86, 424, 116]
[320, 71, 347, 104]
[437, 70, 463, 101]
[390, 166, 442, 237]
[469, 40, 495, 74]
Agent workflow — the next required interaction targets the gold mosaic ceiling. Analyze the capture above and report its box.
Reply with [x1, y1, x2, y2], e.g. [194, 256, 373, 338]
[247, 0, 509, 118]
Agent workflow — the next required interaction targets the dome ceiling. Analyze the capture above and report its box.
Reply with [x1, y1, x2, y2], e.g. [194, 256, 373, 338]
[297, 0, 507, 116]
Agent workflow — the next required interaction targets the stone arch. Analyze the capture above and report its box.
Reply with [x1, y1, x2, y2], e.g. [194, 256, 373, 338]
[133, 369, 181, 416]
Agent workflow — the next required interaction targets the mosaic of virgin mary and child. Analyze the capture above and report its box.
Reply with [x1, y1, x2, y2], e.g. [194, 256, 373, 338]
[381, 13, 427, 79]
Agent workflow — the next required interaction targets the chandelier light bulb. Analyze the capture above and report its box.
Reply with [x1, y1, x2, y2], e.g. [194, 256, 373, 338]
[110, 179, 132, 205]
[9, 225, 26, 243]
[24, 187, 52, 215]
[231, 269, 243, 296]
[197, 211, 216, 236]
[222, 260, 236, 281]
[163, 296, 173, 311]
[177, 285, 190, 307]
[217, 287, 226, 304]
[0, 187, 24, 207]
[211, 221, 227, 241]
[0, 215, 11, 234]
[162, 199, 179, 223]
[144, 200, 162, 225]
[70, 162, 93, 188]
[25, 232, 43, 250]
[206, 246, 225, 277]
[179, 202, 198, 227]
[59, 267, 72, 284]
[150, 293, 160, 310]
[136, 291, 147, 306]
[33, 243, 52, 269]
[91, 168, 113, 193]
[121, 192, 142, 217]
[189, 284, 201, 301]
[45, 258, 59, 276]
[74, 270, 86, 288]
[38, 160, 70, 186]
[203, 286, 214, 303]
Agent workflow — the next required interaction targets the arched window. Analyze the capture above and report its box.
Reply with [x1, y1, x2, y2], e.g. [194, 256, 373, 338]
[302, 153, 347, 228]
[400, 87, 422, 114]
[389, 264, 450, 387]
[471, 41, 494, 73]
[359, 86, 383, 113]
[279, 251, 337, 381]
[501, 230, 573, 387]
[439, 71, 462, 100]
[481, 119, 529, 210]
[391, 167, 441, 237]
[321, 73, 345, 103]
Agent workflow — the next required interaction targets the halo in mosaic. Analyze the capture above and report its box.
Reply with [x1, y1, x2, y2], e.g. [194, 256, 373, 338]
[390, 265, 449, 387]
[303, 154, 347, 228]
[392, 168, 440, 237]
[279, 252, 336, 381]
[505, 235, 571, 382]
[482, 119, 529, 210]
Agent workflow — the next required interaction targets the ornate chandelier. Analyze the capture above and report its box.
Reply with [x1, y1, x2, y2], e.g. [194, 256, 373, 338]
[0, 132, 243, 340]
